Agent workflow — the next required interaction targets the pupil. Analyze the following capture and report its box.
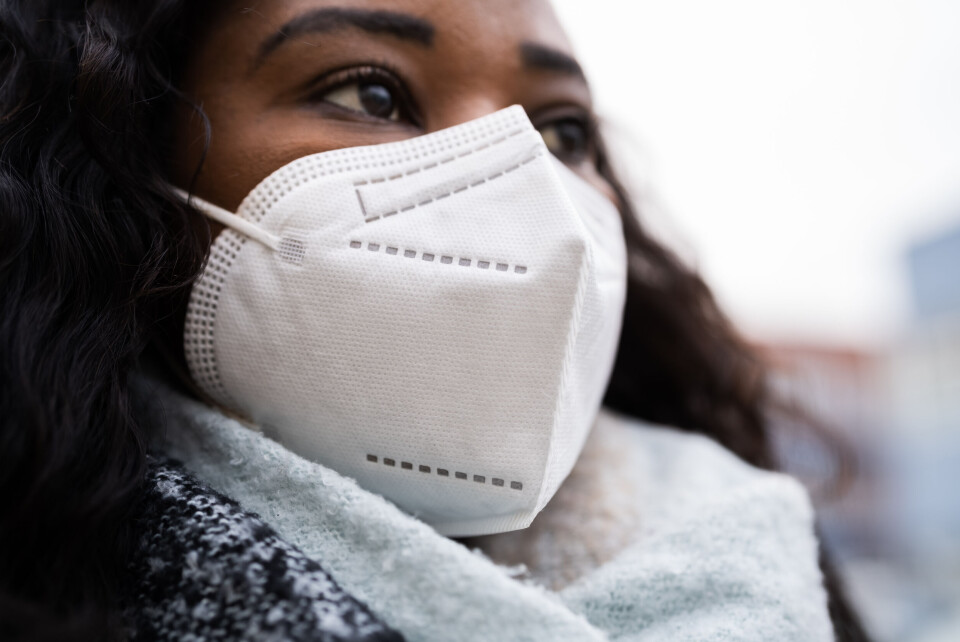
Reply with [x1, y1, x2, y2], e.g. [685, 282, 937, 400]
[358, 83, 395, 118]
[557, 120, 585, 153]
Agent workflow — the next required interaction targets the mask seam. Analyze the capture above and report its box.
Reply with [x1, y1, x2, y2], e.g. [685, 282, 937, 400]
[357, 147, 540, 223]
[243, 110, 531, 225]
[353, 127, 526, 187]
[348, 240, 527, 274]
[183, 229, 246, 409]
[534, 244, 592, 514]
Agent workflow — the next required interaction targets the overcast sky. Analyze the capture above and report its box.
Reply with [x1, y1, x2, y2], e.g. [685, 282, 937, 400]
[554, 0, 960, 348]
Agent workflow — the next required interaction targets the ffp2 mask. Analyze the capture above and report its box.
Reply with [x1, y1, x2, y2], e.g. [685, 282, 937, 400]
[179, 106, 627, 536]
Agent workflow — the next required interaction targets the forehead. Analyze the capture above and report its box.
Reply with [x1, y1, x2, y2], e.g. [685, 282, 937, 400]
[210, 0, 574, 65]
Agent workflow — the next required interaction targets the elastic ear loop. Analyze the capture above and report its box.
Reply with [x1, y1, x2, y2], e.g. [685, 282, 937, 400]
[173, 187, 281, 251]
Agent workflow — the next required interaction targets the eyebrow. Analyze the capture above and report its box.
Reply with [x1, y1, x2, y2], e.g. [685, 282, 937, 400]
[255, 8, 435, 69]
[520, 42, 585, 80]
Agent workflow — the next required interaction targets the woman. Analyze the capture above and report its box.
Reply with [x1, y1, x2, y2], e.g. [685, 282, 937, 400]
[0, 0, 868, 640]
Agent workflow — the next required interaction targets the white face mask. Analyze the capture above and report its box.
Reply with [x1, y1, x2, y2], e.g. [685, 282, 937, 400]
[178, 106, 627, 536]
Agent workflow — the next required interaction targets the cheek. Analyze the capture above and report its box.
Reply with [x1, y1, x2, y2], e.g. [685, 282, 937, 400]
[167, 100, 209, 192]
[174, 102, 420, 216]
[191, 113, 297, 213]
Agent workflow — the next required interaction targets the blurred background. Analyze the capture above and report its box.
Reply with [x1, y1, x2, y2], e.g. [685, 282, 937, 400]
[553, 1, 960, 640]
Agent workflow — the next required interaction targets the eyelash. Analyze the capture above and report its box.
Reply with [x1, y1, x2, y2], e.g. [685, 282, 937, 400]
[305, 63, 421, 126]
[304, 65, 597, 166]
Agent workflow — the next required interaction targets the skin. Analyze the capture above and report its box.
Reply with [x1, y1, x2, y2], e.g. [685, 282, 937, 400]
[170, 0, 617, 218]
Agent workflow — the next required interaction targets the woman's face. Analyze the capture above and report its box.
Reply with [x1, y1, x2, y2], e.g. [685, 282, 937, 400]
[171, 0, 614, 214]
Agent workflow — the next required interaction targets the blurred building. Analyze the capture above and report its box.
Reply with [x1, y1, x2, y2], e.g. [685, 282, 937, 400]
[880, 223, 960, 642]
[889, 223, 960, 559]
[908, 225, 960, 321]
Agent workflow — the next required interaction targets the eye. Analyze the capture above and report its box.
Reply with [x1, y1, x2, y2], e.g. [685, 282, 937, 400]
[538, 117, 592, 164]
[308, 65, 420, 125]
[322, 81, 400, 121]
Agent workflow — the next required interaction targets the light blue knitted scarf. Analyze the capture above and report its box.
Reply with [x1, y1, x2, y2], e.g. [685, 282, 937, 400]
[144, 377, 832, 641]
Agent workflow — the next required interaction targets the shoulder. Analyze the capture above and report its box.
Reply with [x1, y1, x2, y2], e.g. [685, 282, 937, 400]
[122, 456, 403, 642]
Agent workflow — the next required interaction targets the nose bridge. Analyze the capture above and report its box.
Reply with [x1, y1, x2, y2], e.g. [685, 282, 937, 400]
[356, 124, 543, 224]
[429, 95, 525, 133]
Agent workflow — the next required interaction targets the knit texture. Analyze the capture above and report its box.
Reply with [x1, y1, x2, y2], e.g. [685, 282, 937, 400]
[121, 457, 403, 641]
[141, 376, 833, 641]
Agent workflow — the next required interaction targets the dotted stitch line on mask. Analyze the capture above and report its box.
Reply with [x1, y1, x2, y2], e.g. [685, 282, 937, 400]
[349, 240, 528, 274]
[366, 454, 523, 490]
[353, 127, 526, 187]
[354, 129, 525, 187]
[356, 151, 542, 223]
[244, 109, 531, 224]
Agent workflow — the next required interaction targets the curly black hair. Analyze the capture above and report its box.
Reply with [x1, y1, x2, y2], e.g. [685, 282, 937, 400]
[0, 1, 208, 639]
